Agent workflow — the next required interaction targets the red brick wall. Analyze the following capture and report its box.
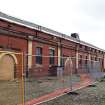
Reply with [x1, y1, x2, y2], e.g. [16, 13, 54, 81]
[0, 19, 35, 35]
[31, 41, 58, 77]
[0, 18, 104, 77]
[0, 34, 28, 78]
[0, 34, 27, 52]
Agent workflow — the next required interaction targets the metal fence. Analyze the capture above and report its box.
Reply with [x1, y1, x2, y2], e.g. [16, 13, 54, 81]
[0, 52, 104, 105]
[24, 55, 104, 104]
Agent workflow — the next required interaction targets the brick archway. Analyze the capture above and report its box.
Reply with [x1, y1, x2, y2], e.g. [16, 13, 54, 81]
[0, 53, 18, 80]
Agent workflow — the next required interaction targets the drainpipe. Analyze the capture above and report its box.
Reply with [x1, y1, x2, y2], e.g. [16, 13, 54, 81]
[27, 36, 33, 77]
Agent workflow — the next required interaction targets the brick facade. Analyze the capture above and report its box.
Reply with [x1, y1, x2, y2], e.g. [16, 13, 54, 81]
[0, 13, 105, 79]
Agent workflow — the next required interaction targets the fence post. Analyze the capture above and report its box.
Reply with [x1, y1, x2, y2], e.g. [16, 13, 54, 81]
[18, 52, 25, 105]
[69, 57, 73, 91]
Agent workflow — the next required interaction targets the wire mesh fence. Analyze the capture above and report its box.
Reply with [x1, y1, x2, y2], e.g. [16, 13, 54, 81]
[24, 55, 104, 104]
[0, 51, 104, 105]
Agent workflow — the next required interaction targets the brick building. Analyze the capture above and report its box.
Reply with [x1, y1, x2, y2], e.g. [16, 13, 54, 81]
[0, 12, 105, 80]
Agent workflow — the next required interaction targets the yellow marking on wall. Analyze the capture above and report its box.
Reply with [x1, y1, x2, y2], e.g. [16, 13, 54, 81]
[76, 51, 78, 69]
[28, 38, 33, 69]
[21, 52, 24, 105]
[58, 47, 61, 66]
[0, 50, 22, 54]
[0, 52, 18, 64]
[89, 54, 91, 60]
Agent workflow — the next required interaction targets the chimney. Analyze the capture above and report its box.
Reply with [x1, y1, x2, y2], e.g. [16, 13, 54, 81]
[71, 33, 80, 40]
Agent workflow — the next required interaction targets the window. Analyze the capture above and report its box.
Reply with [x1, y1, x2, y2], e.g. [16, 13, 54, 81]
[94, 49, 96, 53]
[91, 48, 93, 52]
[85, 56, 88, 64]
[99, 58, 101, 61]
[79, 44, 82, 48]
[36, 47, 42, 64]
[91, 56, 93, 67]
[85, 46, 88, 51]
[49, 48, 55, 64]
[95, 57, 97, 61]
[79, 55, 82, 64]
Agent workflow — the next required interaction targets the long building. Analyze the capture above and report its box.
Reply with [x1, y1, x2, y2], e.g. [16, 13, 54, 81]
[0, 12, 105, 80]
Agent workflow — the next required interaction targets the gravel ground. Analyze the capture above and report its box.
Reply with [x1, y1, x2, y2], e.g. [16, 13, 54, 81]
[0, 75, 80, 105]
[0, 80, 20, 105]
[40, 81, 105, 105]
[0, 77, 105, 105]
[24, 75, 80, 101]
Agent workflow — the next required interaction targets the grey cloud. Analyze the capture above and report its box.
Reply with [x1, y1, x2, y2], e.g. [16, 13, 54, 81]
[72, 0, 105, 32]
[79, 0, 105, 20]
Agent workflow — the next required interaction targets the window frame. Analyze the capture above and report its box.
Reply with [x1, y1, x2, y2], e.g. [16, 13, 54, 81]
[36, 47, 42, 64]
[49, 48, 55, 65]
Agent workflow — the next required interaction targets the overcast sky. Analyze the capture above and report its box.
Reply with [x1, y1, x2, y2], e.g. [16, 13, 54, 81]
[0, 0, 105, 49]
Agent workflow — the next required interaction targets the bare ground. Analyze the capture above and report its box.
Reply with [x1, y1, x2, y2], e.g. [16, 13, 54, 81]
[0, 75, 80, 105]
[0, 77, 105, 105]
[40, 81, 105, 105]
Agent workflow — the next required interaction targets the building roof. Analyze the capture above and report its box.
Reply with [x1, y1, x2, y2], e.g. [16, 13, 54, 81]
[0, 11, 105, 52]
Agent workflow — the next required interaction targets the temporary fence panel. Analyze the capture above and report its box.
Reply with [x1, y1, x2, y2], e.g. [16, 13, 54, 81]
[24, 55, 104, 104]
[70, 57, 103, 92]
[24, 55, 67, 103]
[88, 61, 104, 80]
[0, 51, 24, 105]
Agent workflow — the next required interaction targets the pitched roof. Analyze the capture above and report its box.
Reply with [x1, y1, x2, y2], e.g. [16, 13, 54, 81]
[0, 11, 104, 52]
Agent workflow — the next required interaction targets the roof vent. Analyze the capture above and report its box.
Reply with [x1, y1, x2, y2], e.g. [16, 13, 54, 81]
[71, 33, 80, 40]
